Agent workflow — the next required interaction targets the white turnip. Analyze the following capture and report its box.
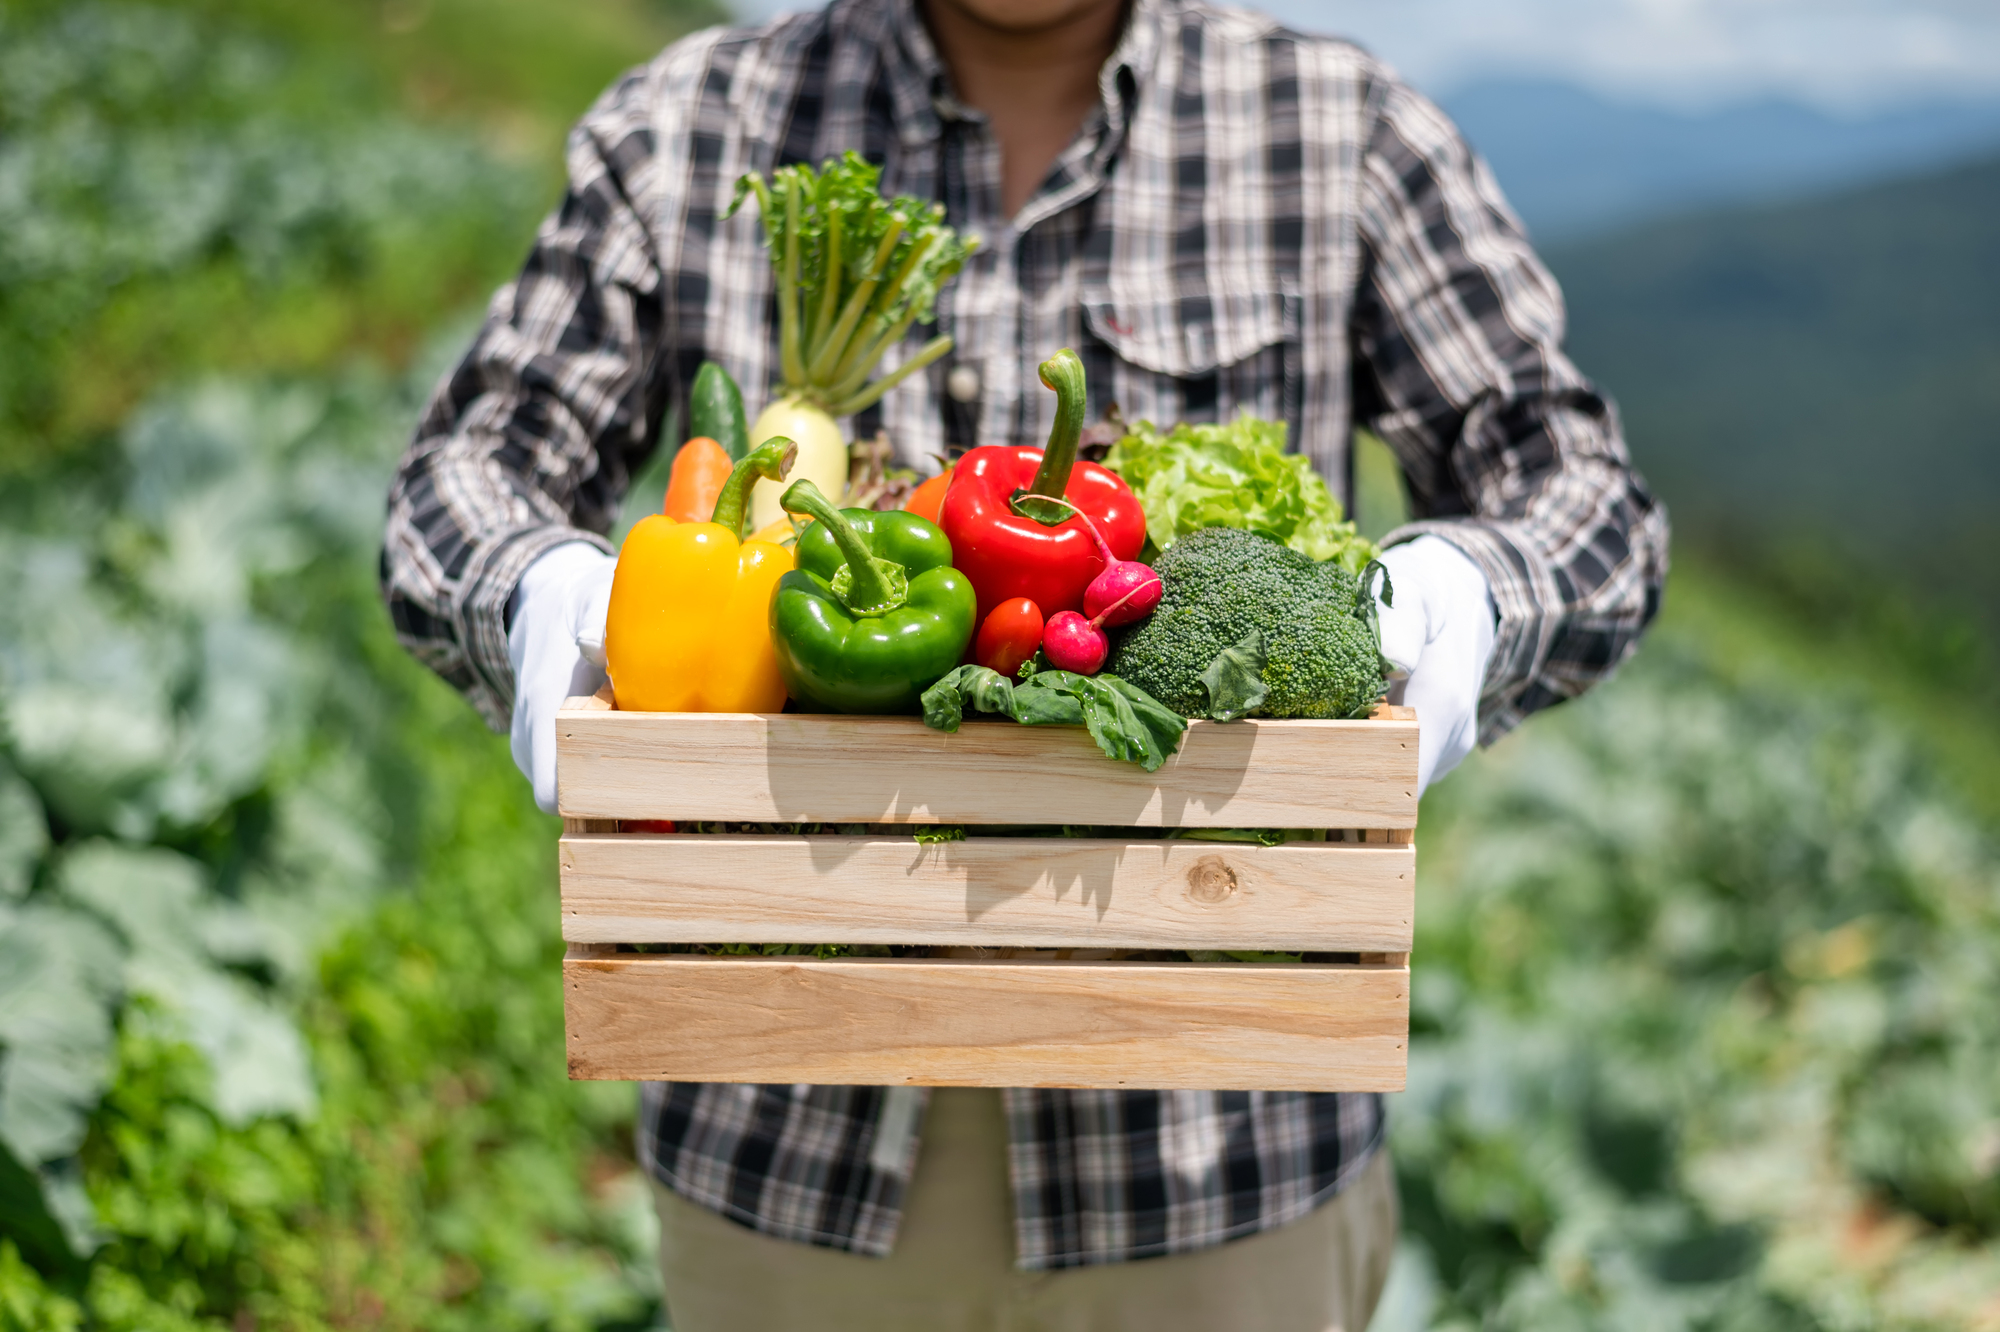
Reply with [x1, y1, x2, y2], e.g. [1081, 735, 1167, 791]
[748, 395, 850, 531]
[728, 155, 976, 527]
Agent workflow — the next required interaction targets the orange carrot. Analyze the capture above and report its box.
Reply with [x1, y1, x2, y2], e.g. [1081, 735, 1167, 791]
[904, 466, 953, 524]
[662, 436, 734, 523]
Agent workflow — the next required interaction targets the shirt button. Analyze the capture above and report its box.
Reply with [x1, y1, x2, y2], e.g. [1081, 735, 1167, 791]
[946, 364, 982, 403]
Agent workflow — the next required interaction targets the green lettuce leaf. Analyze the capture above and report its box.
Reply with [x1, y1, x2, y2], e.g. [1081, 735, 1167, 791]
[1103, 415, 1380, 572]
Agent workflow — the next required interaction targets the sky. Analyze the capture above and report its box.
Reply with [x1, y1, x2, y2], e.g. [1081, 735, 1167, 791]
[731, 0, 2000, 112]
[1262, 0, 2000, 111]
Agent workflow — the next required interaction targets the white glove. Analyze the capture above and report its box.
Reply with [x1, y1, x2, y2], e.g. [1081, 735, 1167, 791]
[507, 542, 616, 814]
[1375, 535, 1497, 797]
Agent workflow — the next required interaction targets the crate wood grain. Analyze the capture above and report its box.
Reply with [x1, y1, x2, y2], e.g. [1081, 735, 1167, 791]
[563, 951, 1409, 1091]
[560, 833, 1414, 952]
[556, 697, 1418, 1091]
[555, 703, 1417, 829]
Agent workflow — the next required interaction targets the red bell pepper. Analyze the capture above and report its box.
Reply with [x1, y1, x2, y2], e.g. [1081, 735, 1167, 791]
[939, 349, 1147, 620]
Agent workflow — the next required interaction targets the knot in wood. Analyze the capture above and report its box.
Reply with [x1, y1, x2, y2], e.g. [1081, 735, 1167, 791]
[1186, 855, 1238, 905]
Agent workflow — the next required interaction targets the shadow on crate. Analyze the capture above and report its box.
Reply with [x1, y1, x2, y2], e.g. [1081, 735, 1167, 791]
[751, 713, 1258, 826]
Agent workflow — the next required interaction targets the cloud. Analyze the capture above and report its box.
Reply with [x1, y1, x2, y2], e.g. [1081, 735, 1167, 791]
[1256, 0, 2000, 109]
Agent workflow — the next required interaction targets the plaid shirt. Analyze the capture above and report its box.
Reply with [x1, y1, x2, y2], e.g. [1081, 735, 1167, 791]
[383, 0, 1667, 1271]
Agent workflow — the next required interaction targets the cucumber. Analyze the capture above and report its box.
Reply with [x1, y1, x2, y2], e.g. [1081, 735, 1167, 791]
[688, 360, 749, 460]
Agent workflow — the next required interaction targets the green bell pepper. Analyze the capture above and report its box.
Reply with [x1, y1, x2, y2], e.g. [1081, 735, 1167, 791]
[771, 479, 977, 714]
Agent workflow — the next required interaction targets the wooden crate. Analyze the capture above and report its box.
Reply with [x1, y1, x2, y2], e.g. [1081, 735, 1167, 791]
[556, 690, 1417, 1092]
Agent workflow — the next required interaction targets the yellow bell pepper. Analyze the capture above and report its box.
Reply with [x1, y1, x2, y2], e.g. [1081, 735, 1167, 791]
[605, 437, 798, 712]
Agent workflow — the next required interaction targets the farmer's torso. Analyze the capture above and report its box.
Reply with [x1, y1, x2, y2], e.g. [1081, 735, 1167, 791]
[657, 0, 1376, 500]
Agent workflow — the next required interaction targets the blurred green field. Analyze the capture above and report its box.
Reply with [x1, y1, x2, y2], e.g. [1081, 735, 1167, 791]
[1551, 156, 2000, 644]
[1, 2, 1995, 1328]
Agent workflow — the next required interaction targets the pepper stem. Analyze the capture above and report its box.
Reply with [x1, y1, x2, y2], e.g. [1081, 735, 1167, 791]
[710, 437, 799, 538]
[1014, 348, 1087, 525]
[780, 479, 909, 615]
[1005, 493, 1116, 563]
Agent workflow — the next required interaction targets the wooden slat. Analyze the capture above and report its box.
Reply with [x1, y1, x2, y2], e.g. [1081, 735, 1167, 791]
[564, 952, 1409, 1091]
[555, 710, 1417, 828]
[560, 834, 1413, 951]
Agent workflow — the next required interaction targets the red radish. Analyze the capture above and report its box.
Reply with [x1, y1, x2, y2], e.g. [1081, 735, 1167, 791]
[975, 597, 1045, 677]
[1038, 497, 1162, 627]
[1084, 559, 1161, 625]
[1042, 610, 1108, 674]
[1041, 578, 1164, 675]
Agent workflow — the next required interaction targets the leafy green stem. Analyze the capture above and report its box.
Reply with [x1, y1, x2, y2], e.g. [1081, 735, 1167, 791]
[806, 218, 902, 381]
[828, 334, 955, 417]
[827, 233, 942, 393]
[729, 154, 976, 417]
[807, 198, 842, 365]
[778, 174, 805, 386]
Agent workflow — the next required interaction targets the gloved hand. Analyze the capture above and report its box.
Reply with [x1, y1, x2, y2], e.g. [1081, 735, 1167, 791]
[1374, 535, 1497, 797]
[507, 542, 616, 814]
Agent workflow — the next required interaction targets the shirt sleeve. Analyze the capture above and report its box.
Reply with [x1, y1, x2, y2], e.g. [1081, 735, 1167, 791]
[1350, 69, 1671, 743]
[381, 65, 672, 729]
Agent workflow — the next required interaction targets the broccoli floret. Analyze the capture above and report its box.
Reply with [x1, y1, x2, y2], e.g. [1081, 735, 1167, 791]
[1105, 526, 1386, 720]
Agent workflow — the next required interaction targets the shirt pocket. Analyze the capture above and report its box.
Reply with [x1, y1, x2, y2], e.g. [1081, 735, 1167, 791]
[1079, 287, 1299, 432]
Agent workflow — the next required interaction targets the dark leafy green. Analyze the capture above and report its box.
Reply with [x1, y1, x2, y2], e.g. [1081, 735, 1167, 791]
[1199, 629, 1270, 721]
[920, 667, 1187, 772]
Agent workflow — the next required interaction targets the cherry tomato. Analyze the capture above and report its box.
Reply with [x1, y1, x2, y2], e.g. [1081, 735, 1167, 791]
[623, 819, 677, 834]
[973, 597, 1044, 678]
[904, 466, 954, 525]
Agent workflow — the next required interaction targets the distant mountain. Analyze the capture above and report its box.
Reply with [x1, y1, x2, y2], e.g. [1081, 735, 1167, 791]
[1441, 79, 2000, 240]
[1547, 154, 2000, 604]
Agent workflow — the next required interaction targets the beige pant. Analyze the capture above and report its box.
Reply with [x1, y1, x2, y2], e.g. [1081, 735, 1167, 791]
[652, 1088, 1399, 1332]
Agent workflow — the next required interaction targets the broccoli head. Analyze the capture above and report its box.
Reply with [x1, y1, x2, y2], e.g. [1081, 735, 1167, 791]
[1104, 526, 1386, 720]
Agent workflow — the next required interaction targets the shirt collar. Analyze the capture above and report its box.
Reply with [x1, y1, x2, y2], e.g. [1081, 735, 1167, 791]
[880, 0, 1167, 150]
